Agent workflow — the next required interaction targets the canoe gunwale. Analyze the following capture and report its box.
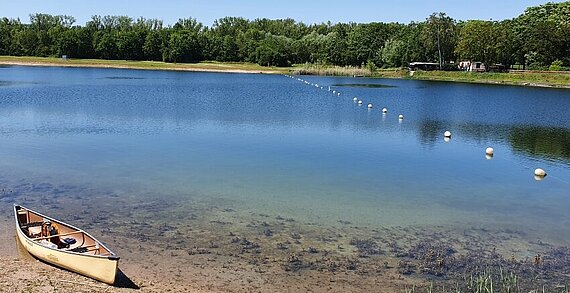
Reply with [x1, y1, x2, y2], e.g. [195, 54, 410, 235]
[13, 204, 120, 284]
[13, 204, 119, 260]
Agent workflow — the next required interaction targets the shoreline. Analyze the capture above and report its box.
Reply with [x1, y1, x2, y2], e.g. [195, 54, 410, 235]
[2, 181, 569, 292]
[2, 56, 570, 89]
[0, 60, 282, 75]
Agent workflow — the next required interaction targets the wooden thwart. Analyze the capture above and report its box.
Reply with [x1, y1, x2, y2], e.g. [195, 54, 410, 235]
[33, 230, 83, 241]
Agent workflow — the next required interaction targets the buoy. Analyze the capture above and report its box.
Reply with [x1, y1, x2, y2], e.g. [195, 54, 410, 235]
[398, 114, 404, 120]
[368, 104, 373, 109]
[353, 97, 358, 102]
[486, 147, 494, 156]
[333, 90, 336, 94]
[382, 108, 388, 113]
[444, 131, 452, 137]
[337, 92, 341, 96]
[358, 100, 363, 105]
[534, 168, 547, 177]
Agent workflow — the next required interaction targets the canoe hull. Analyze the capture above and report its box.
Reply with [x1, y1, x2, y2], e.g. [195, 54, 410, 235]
[14, 205, 119, 284]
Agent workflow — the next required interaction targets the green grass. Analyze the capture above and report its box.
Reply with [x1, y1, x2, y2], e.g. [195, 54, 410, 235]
[291, 63, 373, 76]
[407, 70, 570, 88]
[404, 268, 570, 293]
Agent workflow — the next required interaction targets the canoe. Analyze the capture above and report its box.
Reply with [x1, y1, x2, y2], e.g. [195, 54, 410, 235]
[14, 204, 120, 284]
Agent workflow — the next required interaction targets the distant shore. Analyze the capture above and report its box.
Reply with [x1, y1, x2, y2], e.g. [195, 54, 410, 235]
[2, 56, 570, 89]
[0, 56, 285, 75]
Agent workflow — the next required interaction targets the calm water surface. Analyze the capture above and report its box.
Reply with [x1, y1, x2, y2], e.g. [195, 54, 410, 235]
[1, 66, 569, 245]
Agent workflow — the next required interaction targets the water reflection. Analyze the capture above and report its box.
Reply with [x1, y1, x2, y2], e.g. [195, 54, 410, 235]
[425, 122, 570, 165]
[332, 83, 397, 88]
[510, 126, 570, 164]
[417, 120, 447, 146]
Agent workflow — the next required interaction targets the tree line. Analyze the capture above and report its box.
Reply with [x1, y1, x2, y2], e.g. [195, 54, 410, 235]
[0, 1, 569, 70]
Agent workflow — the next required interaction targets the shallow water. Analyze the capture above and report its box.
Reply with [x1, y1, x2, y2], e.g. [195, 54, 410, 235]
[1, 65, 569, 249]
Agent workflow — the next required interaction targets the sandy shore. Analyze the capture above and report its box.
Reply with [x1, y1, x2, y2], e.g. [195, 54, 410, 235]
[0, 207, 417, 293]
[0, 60, 281, 75]
[0, 171, 568, 292]
[1, 193, 569, 292]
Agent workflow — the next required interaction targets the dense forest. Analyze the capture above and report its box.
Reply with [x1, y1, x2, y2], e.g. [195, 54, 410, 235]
[0, 1, 569, 70]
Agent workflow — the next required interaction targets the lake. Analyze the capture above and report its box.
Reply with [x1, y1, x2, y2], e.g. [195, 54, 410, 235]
[1, 65, 569, 290]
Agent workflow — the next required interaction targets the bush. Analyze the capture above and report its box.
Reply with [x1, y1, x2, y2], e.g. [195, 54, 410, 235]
[549, 59, 564, 71]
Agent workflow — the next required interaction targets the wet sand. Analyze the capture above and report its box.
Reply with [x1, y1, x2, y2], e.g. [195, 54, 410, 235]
[1, 177, 570, 292]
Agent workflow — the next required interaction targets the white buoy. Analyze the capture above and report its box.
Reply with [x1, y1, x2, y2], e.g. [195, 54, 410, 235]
[398, 114, 404, 120]
[444, 131, 452, 138]
[353, 97, 358, 102]
[382, 108, 388, 113]
[368, 103, 373, 109]
[486, 147, 494, 156]
[337, 92, 341, 96]
[333, 90, 336, 94]
[358, 100, 363, 105]
[534, 168, 547, 177]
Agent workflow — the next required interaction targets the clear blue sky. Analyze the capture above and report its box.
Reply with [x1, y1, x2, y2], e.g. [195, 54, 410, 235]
[2, 0, 565, 26]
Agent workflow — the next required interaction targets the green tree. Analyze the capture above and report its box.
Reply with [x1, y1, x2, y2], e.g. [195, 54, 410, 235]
[515, 1, 570, 67]
[455, 20, 498, 69]
[252, 33, 291, 66]
[297, 32, 329, 64]
[0, 18, 21, 55]
[381, 38, 406, 67]
[94, 32, 118, 59]
[166, 30, 202, 63]
[422, 12, 457, 67]
[236, 28, 265, 62]
[143, 30, 167, 61]
[116, 29, 145, 60]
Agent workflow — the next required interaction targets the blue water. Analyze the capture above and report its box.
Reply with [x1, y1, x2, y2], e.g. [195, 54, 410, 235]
[1, 66, 569, 244]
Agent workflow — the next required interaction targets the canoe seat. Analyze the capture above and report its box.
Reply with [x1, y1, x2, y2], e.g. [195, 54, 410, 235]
[28, 226, 42, 237]
[21, 221, 44, 237]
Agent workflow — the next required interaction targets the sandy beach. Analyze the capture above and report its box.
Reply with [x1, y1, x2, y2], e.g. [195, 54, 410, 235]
[0, 185, 424, 293]
[0, 216, 416, 292]
[0, 60, 282, 75]
[2, 189, 568, 293]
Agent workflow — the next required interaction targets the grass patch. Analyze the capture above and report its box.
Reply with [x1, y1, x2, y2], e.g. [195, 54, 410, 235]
[408, 70, 570, 88]
[291, 63, 373, 77]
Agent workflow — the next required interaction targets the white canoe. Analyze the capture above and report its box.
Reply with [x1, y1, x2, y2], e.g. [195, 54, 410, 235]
[14, 204, 120, 284]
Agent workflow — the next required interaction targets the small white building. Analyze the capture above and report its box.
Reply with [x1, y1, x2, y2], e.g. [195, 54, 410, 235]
[459, 61, 485, 72]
